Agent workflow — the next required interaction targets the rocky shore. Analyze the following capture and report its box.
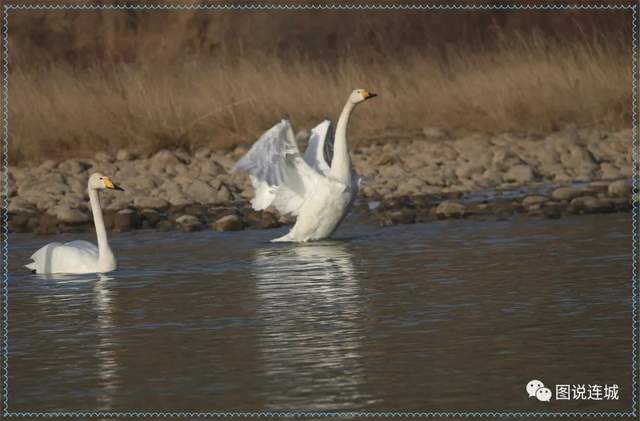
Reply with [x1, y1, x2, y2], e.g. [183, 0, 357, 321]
[6, 126, 635, 235]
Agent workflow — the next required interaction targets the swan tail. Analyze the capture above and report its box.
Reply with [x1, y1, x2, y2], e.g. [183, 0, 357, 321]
[271, 232, 294, 242]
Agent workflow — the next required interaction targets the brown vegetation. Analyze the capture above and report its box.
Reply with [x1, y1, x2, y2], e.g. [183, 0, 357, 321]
[5, 4, 633, 164]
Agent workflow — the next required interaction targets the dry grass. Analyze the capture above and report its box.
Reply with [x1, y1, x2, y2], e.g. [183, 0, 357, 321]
[5, 6, 633, 164]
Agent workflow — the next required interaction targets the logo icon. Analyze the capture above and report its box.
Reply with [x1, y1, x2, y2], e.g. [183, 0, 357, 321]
[527, 379, 551, 402]
[536, 387, 552, 402]
[526, 379, 545, 398]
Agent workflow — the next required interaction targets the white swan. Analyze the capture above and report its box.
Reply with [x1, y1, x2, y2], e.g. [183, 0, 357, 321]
[26, 173, 124, 274]
[232, 89, 377, 242]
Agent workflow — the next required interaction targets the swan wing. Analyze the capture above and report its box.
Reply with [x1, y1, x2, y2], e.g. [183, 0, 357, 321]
[232, 119, 324, 216]
[26, 241, 99, 274]
[303, 120, 333, 176]
[65, 240, 99, 252]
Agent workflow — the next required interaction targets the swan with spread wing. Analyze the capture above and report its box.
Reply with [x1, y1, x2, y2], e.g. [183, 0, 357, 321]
[232, 89, 377, 242]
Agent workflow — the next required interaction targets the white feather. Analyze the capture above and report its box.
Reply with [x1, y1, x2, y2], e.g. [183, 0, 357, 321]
[232, 89, 372, 242]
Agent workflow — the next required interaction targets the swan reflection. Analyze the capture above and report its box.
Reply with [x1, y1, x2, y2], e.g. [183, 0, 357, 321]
[32, 273, 119, 409]
[252, 242, 371, 409]
[92, 274, 118, 409]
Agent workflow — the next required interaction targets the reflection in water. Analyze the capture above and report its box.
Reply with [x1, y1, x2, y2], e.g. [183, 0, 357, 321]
[8, 214, 633, 412]
[92, 274, 118, 409]
[252, 242, 373, 409]
[32, 273, 120, 410]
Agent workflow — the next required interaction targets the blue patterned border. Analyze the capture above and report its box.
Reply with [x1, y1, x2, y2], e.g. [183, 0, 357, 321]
[630, 3, 639, 421]
[2, 3, 9, 419]
[1, 2, 638, 418]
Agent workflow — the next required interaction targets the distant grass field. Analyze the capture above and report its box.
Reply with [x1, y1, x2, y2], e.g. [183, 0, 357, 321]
[5, 5, 633, 164]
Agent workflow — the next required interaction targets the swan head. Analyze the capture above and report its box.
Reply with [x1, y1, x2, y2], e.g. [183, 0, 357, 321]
[89, 172, 124, 191]
[349, 89, 377, 105]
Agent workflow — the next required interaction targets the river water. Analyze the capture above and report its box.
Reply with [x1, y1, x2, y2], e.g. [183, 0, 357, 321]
[5, 213, 634, 413]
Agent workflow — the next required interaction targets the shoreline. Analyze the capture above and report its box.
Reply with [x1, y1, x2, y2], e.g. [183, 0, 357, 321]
[7, 127, 634, 235]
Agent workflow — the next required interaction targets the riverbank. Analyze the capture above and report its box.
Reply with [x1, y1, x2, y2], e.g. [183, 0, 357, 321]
[6, 126, 634, 234]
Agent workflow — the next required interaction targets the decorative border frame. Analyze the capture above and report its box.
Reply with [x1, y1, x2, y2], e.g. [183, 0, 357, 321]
[1, 2, 638, 418]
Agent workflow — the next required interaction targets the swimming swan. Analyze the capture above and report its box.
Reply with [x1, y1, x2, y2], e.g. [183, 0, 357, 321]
[232, 89, 377, 242]
[26, 173, 124, 274]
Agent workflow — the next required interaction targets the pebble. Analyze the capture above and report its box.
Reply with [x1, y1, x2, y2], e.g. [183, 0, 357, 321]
[114, 209, 140, 232]
[608, 179, 631, 198]
[551, 187, 583, 201]
[244, 210, 281, 229]
[212, 214, 245, 232]
[522, 195, 548, 208]
[6, 127, 634, 233]
[51, 205, 90, 225]
[504, 164, 534, 183]
[116, 149, 133, 161]
[175, 214, 202, 230]
[435, 201, 466, 218]
[134, 196, 169, 210]
[570, 196, 614, 214]
[94, 152, 113, 163]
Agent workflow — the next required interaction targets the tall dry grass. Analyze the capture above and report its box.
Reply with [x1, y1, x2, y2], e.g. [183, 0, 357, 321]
[5, 6, 633, 164]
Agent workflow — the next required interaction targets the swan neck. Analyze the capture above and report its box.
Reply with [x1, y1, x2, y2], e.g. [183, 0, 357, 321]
[88, 188, 112, 261]
[330, 101, 355, 182]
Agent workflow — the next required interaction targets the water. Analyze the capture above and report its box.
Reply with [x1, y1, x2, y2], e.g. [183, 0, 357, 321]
[6, 213, 634, 412]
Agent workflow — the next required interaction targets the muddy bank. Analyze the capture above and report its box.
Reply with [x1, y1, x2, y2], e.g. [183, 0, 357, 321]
[6, 126, 635, 234]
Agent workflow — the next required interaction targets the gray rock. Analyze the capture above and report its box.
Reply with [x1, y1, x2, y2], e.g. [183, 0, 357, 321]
[360, 185, 379, 198]
[194, 147, 212, 159]
[551, 187, 583, 201]
[175, 214, 203, 232]
[166, 191, 192, 207]
[140, 209, 163, 227]
[94, 152, 113, 163]
[65, 176, 85, 195]
[587, 180, 611, 192]
[422, 126, 445, 139]
[38, 159, 58, 172]
[8, 197, 36, 214]
[232, 146, 248, 159]
[608, 179, 631, 197]
[35, 213, 60, 235]
[435, 201, 466, 218]
[150, 150, 181, 173]
[58, 159, 86, 175]
[198, 160, 225, 176]
[212, 214, 245, 232]
[504, 164, 534, 183]
[106, 197, 132, 211]
[51, 205, 90, 225]
[570, 196, 615, 214]
[244, 210, 281, 229]
[599, 163, 623, 180]
[185, 180, 218, 204]
[379, 209, 416, 226]
[455, 163, 485, 179]
[216, 184, 233, 204]
[176, 214, 200, 225]
[114, 209, 140, 231]
[116, 149, 133, 161]
[134, 196, 168, 210]
[522, 195, 548, 208]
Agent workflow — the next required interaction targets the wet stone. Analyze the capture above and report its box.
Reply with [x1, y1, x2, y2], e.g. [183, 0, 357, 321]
[435, 201, 466, 219]
[114, 209, 141, 232]
[212, 214, 245, 232]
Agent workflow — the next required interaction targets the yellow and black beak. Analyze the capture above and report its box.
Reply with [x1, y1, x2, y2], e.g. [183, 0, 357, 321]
[364, 91, 378, 99]
[104, 178, 124, 191]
